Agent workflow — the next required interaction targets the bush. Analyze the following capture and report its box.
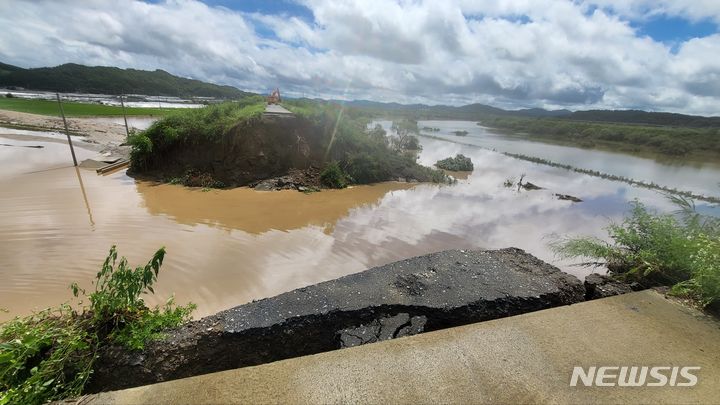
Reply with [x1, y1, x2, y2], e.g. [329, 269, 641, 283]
[320, 162, 348, 189]
[551, 199, 720, 307]
[1, 246, 194, 404]
[436, 154, 474, 171]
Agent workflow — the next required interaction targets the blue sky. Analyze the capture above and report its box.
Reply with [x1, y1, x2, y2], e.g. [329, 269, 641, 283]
[634, 15, 717, 45]
[2, 0, 720, 115]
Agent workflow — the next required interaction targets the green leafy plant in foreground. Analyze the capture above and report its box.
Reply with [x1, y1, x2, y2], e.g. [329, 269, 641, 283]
[551, 199, 720, 307]
[1, 246, 194, 405]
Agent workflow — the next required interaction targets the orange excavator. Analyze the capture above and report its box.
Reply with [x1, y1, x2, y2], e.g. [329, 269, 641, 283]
[267, 88, 281, 104]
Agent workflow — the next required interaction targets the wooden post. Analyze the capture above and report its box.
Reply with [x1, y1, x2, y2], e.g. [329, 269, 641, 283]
[56, 93, 78, 166]
[120, 94, 130, 140]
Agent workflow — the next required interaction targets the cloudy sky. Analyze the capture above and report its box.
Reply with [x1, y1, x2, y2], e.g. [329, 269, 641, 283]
[1, 0, 719, 114]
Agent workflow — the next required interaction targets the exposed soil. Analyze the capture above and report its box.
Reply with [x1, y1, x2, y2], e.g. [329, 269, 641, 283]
[128, 115, 329, 188]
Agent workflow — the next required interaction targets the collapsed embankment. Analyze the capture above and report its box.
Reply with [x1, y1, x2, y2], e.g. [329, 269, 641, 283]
[87, 247, 588, 393]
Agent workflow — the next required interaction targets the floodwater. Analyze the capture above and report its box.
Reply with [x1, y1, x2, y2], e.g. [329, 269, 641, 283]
[401, 120, 720, 197]
[1, 125, 718, 322]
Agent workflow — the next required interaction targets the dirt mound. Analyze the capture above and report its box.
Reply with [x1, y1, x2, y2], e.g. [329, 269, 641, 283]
[129, 115, 329, 187]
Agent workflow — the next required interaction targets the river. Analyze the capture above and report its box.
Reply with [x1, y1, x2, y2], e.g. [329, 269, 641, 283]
[1, 122, 718, 322]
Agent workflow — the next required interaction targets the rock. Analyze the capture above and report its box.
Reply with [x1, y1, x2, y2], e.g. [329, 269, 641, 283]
[338, 313, 428, 348]
[584, 273, 633, 300]
[87, 248, 584, 393]
[252, 180, 276, 191]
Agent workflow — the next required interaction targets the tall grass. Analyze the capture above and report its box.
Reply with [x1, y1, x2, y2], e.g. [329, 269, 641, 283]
[551, 198, 720, 307]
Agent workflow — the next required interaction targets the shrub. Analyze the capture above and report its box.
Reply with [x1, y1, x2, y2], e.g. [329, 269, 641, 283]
[436, 154, 474, 171]
[551, 199, 720, 307]
[320, 162, 348, 189]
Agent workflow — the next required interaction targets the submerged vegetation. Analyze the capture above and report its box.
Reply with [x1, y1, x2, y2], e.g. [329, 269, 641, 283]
[500, 151, 720, 204]
[552, 198, 720, 308]
[481, 116, 720, 158]
[436, 154, 474, 171]
[0, 247, 194, 404]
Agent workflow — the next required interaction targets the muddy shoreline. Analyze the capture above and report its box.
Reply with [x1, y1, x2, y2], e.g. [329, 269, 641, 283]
[0, 108, 152, 160]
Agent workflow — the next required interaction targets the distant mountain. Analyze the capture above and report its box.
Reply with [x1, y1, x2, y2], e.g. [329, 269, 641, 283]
[514, 108, 572, 117]
[0, 62, 252, 99]
[342, 99, 719, 128]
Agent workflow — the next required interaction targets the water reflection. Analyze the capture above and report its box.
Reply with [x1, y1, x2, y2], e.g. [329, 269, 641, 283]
[136, 181, 412, 234]
[1, 131, 714, 323]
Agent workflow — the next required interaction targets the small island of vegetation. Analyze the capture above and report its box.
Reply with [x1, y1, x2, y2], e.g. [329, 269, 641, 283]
[436, 154, 474, 171]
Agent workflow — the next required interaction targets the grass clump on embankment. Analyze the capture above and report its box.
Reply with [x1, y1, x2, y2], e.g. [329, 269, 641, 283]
[0, 246, 195, 405]
[0, 97, 179, 117]
[551, 197, 720, 308]
[129, 97, 266, 171]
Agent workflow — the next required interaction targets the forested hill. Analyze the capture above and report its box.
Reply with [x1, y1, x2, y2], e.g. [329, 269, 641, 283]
[0, 62, 251, 99]
[342, 99, 719, 127]
[565, 110, 720, 128]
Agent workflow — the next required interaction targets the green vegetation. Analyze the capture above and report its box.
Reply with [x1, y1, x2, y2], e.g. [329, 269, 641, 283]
[552, 198, 720, 308]
[0, 62, 251, 98]
[481, 116, 720, 158]
[390, 119, 422, 151]
[284, 101, 450, 184]
[129, 97, 266, 170]
[436, 154, 474, 171]
[0, 97, 177, 117]
[0, 246, 194, 404]
[320, 162, 348, 189]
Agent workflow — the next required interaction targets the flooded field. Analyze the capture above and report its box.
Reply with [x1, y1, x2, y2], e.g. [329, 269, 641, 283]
[408, 120, 720, 198]
[1, 127, 717, 322]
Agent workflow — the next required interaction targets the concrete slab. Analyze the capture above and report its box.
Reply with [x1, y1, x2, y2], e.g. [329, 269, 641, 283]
[83, 290, 720, 404]
[264, 104, 294, 116]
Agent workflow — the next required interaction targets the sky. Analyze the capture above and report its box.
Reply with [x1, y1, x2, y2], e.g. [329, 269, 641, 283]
[1, 0, 720, 115]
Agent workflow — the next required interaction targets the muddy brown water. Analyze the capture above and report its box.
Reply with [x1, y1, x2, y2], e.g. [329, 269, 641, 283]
[1, 130, 717, 322]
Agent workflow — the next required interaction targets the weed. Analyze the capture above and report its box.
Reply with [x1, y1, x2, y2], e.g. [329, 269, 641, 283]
[1, 246, 194, 404]
[551, 199, 720, 307]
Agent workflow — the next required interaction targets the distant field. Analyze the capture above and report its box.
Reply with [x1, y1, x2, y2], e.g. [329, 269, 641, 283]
[0, 97, 186, 117]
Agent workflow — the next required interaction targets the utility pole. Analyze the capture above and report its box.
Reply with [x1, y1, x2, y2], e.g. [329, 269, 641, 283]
[56, 93, 78, 166]
[120, 93, 130, 140]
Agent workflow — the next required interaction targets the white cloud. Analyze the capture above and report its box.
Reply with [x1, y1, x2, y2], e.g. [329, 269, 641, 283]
[0, 0, 719, 114]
